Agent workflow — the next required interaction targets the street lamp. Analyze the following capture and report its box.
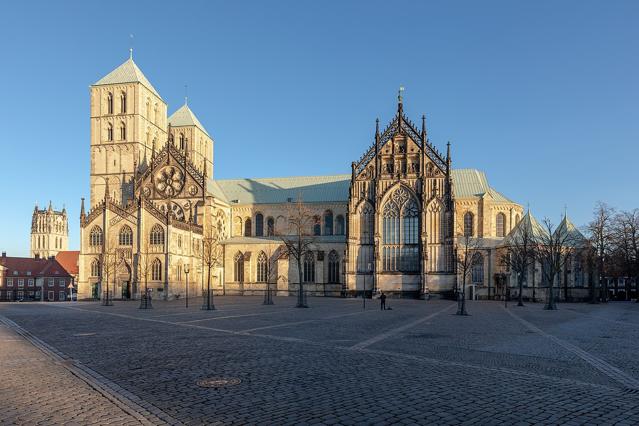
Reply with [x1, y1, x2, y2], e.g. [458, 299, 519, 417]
[184, 264, 190, 309]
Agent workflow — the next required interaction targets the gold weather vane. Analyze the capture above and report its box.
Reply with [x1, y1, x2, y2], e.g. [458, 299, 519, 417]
[184, 84, 188, 105]
[129, 34, 134, 59]
[398, 85, 405, 103]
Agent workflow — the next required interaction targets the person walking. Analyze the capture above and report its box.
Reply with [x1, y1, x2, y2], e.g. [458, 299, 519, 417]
[380, 292, 387, 311]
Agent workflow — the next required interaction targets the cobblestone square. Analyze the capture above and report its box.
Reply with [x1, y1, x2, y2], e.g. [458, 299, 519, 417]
[2, 297, 639, 425]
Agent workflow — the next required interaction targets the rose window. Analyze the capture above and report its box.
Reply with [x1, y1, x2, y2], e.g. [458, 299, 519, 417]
[154, 166, 185, 198]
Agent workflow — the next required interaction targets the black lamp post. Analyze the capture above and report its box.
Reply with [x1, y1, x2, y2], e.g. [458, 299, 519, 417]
[185, 264, 190, 309]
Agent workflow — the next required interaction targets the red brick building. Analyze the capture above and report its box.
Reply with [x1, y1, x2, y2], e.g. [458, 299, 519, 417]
[0, 253, 73, 302]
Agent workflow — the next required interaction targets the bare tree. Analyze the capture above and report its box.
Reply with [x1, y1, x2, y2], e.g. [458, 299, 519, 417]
[454, 224, 481, 316]
[501, 217, 537, 307]
[534, 218, 579, 310]
[100, 247, 119, 306]
[279, 197, 315, 308]
[263, 245, 283, 305]
[587, 202, 615, 303]
[137, 239, 154, 309]
[201, 225, 224, 310]
[611, 209, 639, 302]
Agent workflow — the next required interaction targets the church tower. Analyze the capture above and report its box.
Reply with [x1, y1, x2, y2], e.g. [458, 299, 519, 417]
[168, 101, 214, 177]
[89, 53, 167, 207]
[30, 202, 68, 259]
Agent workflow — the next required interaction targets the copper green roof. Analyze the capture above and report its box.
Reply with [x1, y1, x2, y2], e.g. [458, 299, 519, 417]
[452, 169, 513, 203]
[502, 211, 549, 246]
[213, 174, 351, 205]
[555, 215, 589, 247]
[209, 169, 516, 206]
[168, 103, 210, 137]
[93, 58, 162, 99]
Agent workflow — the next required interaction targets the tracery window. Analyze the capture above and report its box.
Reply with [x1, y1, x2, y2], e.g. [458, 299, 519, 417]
[324, 210, 333, 236]
[89, 226, 103, 246]
[496, 213, 506, 238]
[244, 218, 252, 237]
[151, 258, 162, 281]
[119, 225, 133, 246]
[335, 215, 345, 236]
[357, 204, 374, 272]
[150, 225, 164, 246]
[303, 252, 315, 283]
[90, 259, 100, 277]
[464, 212, 474, 237]
[382, 188, 419, 272]
[257, 251, 267, 283]
[471, 253, 484, 284]
[234, 252, 244, 283]
[328, 250, 339, 284]
[266, 217, 275, 236]
[255, 213, 264, 237]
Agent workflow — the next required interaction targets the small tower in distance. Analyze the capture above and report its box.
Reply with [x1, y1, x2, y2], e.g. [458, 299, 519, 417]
[30, 202, 68, 259]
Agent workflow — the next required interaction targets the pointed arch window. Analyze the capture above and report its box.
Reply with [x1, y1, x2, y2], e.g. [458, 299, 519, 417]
[107, 123, 113, 141]
[244, 218, 252, 237]
[120, 91, 127, 113]
[471, 253, 484, 284]
[313, 216, 321, 236]
[303, 252, 315, 283]
[357, 204, 374, 273]
[234, 252, 244, 283]
[150, 225, 164, 246]
[179, 133, 185, 150]
[119, 225, 133, 246]
[90, 259, 100, 277]
[257, 251, 268, 283]
[464, 212, 474, 237]
[151, 258, 162, 281]
[328, 250, 339, 284]
[255, 213, 264, 237]
[382, 188, 420, 272]
[89, 226, 103, 246]
[335, 215, 345, 236]
[267, 217, 275, 236]
[107, 92, 113, 114]
[119, 122, 126, 140]
[496, 213, 506, 238]
[323, 210, 333, 236]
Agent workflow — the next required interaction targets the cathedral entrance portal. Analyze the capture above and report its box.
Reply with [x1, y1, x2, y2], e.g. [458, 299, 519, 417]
[116, 261, 132, 300]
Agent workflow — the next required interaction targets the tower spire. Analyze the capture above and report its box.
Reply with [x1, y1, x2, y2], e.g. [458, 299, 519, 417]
[80, 198, 86, 221]
[421, 115, 427, 143]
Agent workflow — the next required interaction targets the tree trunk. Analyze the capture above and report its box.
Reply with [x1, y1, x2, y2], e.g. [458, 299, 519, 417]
[517, 274, 524, 307]
[545, 273, 557, 310]
[296, 258, 306, 308]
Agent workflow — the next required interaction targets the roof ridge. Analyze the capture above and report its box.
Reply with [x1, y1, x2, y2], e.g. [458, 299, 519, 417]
[215, 173, 351, 182]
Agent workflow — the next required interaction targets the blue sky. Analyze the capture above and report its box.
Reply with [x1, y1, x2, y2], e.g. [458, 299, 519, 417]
[0, 0, 637, 256]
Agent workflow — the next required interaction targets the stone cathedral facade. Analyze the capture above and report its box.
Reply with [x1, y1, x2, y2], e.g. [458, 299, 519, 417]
[78, 56, 524, 300]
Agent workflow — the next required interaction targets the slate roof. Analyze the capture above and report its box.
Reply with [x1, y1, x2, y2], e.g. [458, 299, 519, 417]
[210, 169, 516, 206]
[168, 104, 210, 136]
[93, 58, 162, 99]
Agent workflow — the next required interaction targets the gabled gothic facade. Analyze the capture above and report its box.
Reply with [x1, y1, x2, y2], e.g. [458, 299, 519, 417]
[346, 94, 455, 296]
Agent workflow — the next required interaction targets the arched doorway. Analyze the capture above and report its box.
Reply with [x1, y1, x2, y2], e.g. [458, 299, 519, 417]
[117, 260, 132, 299]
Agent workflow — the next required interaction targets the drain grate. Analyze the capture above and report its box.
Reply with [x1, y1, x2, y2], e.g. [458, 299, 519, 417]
[196, 377, 241, 388]
[623, 388, 639, 395]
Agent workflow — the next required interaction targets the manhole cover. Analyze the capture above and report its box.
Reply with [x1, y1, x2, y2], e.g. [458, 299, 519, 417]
[196, 377, 241, 388]
[72, 333, 96, 337]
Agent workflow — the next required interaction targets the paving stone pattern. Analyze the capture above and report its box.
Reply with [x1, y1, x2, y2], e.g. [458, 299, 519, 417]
[1, 297, 639, 425]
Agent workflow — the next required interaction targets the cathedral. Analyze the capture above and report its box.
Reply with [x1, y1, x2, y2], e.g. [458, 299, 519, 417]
[31, 202, 69, 259]
[77, 55, 528, 301]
